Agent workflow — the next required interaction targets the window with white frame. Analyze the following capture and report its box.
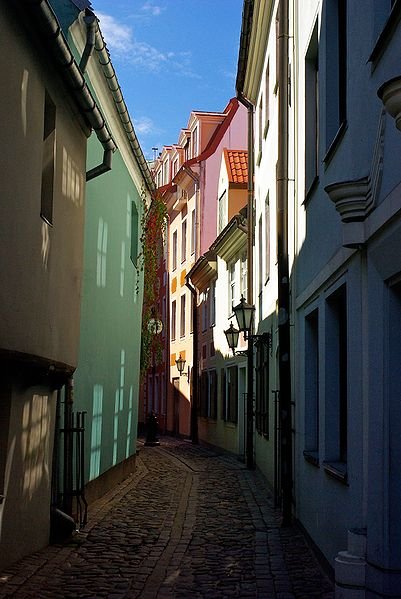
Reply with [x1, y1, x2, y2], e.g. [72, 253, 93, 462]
[163, 160, 169, 185]
[240, 252, 247, 299]
[265, 193, 270, 282]
[229, 262, 236, 313]
[190, 209, 196, 254]
[218, 190, 227, 233]
[210, 282, 216, 326]
[257, 96, 263, 163]
[180, 294, 186, 337]
[181, 219, 187, 263]
[172, 230, 178, 270]
[192, 126, 198, 157]
[173, 158, 179, 177]
[264, 60, 270, 136]
[201, 290, 208, 332]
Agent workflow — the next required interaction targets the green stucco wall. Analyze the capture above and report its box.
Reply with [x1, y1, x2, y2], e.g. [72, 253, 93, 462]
[74, 140, 144, 484]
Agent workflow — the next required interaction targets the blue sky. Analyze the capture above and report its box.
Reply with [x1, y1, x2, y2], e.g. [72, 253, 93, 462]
[91, 0, 244, 159]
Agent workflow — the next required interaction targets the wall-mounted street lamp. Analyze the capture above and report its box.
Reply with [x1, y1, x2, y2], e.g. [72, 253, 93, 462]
[224, 322, 240, 354]
[224, 295, 271, 469]
[175, 353, 188, 377]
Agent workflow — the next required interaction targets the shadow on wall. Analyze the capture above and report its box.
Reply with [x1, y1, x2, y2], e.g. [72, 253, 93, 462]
[0, 388, 54, 570]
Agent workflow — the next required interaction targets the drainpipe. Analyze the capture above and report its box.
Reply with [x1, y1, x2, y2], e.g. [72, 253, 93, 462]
[237, 93, 255, 470]
[79, 10, 96, 73]
[21, 0, 117, 181]
[185, 276, 199, 444]
[63, 376, 74, 516]
[86, 147, 113, 181]
[277, 0, 293, 526]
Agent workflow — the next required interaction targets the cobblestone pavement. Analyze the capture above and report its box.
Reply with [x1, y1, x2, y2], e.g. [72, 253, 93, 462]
[0, 438, 334, 598]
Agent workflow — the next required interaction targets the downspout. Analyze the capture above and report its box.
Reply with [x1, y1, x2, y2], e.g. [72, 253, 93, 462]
[185, 276, 199, 444]
[180, 165, 201, 444]
[277, 0, 293, 526]
[237, 94, 255, 470]
[21, 0, 117, 181]
[79, 10, 96, 74]
[86, 147, 113, 181]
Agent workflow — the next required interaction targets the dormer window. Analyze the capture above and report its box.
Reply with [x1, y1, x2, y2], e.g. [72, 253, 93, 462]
[192, 126, 198, 157]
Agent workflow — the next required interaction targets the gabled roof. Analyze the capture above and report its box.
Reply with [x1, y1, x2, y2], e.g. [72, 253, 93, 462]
[224, 149, 248, 185]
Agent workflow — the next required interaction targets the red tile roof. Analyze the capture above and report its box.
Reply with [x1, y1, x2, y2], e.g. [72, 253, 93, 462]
[224, 149, 248, 184]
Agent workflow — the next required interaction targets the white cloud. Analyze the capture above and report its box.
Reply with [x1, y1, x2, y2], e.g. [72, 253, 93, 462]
[97, 13, 133, 54]
[97, 12, 200, 78]
[141, 2, 165, 17]
[133, 116, 156, 135]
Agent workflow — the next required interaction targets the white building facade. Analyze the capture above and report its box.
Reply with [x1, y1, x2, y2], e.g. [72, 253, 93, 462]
[238, 0, 401, 595]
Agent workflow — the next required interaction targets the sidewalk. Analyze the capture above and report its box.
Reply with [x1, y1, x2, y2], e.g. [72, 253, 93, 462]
[0, 437, 334, 598]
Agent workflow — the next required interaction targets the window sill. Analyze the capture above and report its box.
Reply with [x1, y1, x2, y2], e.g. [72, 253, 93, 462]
[323, 461, 348, 484]
[303, 450, 319, 467]
[324, 120, 348, 167]
[369, 0, 401, 66]
[263, 120, 270, 139]
[256, 150, 262, 166]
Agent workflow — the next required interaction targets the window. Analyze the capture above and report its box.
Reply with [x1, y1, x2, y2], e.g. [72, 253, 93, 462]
[172, 230, 178, 270]
[184, 139, 190, 161]
[257, 97, 263, 163]
[265, 194, 270, 282]
[157, 170, 162, 188]
[255, 340, 269, 436]
[210, 282, 216, 326]
[171, 300, 176, 341]
[192, 126, 198, 157]
[190, 293, 194, 334]
[41, 91, 56, 225]
[218, 190, 227, 233]
[200, 370, 209, 417]
[130, 202, 139, 264]
[227, 366, 238, 423]
[173, 158, 179, 177]
[180, 294, 186, 337]
[201, 291, 208, 332]
[305, 21, 319, 194]
[220, 369, 227, 420]
[229, 263, 236, 313]
[191, 209, 196, 254]
[325, 0, 347, 155]
[240, 252, 247, 298]
[163, 160, 169, 185]
[304, 309, 319, 459]
[209, 370, 217, 419]
[264, 60, 270, 136]
[325, 284, 347, 472]
[181, 219, 187, 263]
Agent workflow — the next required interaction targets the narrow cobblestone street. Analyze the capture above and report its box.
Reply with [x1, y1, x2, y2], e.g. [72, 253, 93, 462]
[0, 438, 334, 598]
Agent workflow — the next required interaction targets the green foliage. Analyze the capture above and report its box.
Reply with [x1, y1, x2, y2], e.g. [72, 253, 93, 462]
[137, 185, 167, 374]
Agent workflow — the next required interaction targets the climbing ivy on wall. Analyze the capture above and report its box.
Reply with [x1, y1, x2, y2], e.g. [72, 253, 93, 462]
[138, 185, 167, 374]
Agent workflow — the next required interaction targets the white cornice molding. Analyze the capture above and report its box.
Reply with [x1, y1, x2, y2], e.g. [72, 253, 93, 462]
[243, 0, 274, 103]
